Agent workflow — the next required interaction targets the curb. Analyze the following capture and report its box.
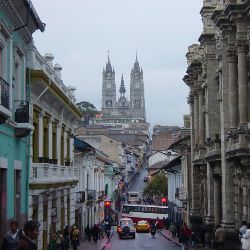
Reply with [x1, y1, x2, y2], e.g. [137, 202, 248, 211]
[100, 230, 114, 250]
[158, 230, 182, 248]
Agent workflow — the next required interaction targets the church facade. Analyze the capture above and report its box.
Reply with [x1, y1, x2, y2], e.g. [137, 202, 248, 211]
[101, 55, 146, 125]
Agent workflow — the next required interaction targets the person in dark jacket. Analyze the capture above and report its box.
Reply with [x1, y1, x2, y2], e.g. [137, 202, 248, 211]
[1, 221, 22, 250]
[17, 220, 40, 250]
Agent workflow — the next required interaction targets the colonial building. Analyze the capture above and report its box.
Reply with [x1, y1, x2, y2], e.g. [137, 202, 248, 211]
[0, 0, 44, 241]
[74, 138, 106, 235]
[182, 0, 250, 248]
[27, 46, 81, 249]
[100, 54, 146, 127]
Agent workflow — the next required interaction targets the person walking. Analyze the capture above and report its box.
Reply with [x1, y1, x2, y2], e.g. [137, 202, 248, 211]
[240, 221, 248, 240]
[84, 225, 91, 242]
[62, 226, 70, 250]
[214, 225, 225, 250]
[71, 226, 79, 250]
[241, 223, 250, 250]
[181, 223, 192, 250]
[169, 223, 177, 238]
[92, 225, 98, 243]
[17, 220, 40, 250]
[55, 231, 64, 250]
[1, 221, 23, 250]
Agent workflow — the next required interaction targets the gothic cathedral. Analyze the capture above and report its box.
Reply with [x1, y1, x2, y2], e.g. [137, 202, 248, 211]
[101, 55, 146, 123]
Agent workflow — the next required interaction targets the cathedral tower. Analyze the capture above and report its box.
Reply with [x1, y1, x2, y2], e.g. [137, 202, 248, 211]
[102, 54, 116, 117]
[130, 54, 146, 120]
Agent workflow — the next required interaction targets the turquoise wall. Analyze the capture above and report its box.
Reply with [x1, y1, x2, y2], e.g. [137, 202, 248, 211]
[0, 8, 31, 220]
[0, 125, 30, 219]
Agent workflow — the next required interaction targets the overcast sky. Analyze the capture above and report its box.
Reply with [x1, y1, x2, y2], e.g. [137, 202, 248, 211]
[32, 0, 203, 127]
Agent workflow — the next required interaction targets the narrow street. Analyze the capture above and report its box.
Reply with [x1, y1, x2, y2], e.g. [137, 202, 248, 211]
[106, 231, 180, 250]
[128, 167, 148, 194]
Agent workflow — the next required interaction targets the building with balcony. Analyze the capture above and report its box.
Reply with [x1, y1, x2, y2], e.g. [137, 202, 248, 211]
[0, 0, 44, 241]
[181, 1, 250, 248]
[26, 46, 81, 249]
[74, 138, 106, 235]
[162, 155, 183, 226]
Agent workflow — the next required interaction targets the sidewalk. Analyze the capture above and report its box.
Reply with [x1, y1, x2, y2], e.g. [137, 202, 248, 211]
[158, 229, 214, 250]
[79, 230, 113, 250]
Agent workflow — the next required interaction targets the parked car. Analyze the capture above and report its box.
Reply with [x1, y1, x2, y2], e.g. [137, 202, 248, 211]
[117, 218, 136, 239]
[144, 176, 148, 182]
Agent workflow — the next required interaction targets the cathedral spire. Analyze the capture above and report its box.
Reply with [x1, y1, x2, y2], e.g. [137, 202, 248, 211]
[135, 50, 138, 63]
[105, 50, 112, 72]
[119, 74, 126, 95]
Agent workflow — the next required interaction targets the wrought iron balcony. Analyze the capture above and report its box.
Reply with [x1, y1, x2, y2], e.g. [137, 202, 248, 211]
[87, 189, 96, 201]
[15, 101, 29, 123]
[0, 76, 10, 109]
[76, 191, 86, 203]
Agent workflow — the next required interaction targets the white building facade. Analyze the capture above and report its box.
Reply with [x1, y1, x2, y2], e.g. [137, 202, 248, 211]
[27, 46, 81, 250]
[74, 138, 106, 236]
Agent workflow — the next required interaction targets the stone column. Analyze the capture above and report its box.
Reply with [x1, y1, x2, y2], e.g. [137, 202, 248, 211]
[237, 43, 248, 125]
[47, 194, 52, 246]
[56, 124, 61, 165]
[198, 86, 205, 145]
[70, 136, 74, 162]
[193, 90, 199, 146]
[228, 49, 238, 129]
[214, 176, 221, 226]
[221, 161, 235, 230]
[48, 118, 53, 161]
[213, 164, 222, 227]
[191, 164, 200, 217]
[64, 130, 68, 162]
[206, 162, 214, 225]
[38, 112, 44, 159]
[56, 191, 61, 231]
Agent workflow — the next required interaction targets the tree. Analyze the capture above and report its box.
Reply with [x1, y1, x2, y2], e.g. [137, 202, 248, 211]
[143, 172, 168, 203]
[76, 101, 98, 123]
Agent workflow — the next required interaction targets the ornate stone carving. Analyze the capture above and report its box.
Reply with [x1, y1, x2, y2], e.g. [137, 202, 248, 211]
[186, 44, 204, 67]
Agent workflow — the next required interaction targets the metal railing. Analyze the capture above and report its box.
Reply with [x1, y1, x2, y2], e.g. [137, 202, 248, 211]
[15, 101, 29, 123]
[0, 76, 10, 109]
[30, 163, 78, 183]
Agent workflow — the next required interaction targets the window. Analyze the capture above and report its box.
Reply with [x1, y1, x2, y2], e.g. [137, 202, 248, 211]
[0, 169, 7, 242]
[15, 170, 21, 220]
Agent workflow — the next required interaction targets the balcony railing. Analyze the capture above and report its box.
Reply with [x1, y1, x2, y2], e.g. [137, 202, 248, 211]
[0, 76, 10, 109]
[15, 101, 29, 123]
[76, 191, 86, 203]
[30, 163, 78, 184]
[87, 190, 96, 201]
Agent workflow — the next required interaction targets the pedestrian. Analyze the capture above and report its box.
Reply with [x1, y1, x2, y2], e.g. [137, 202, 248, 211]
[166, 217, 170, 229]
[214, 225, 225, 250]
[162, 217, 167, 229]
[17, 220, 40, 250]
[71, 226, 79, 250]
[55, 231, 64, 250]
[62, 226, 70, 250]
[240, 221, 248, 240]
[241, 223, 250, 250]
[169, 223, 177, 238]
[84, 225, 91, 242]
[1, 221, 23, 250]
[92, 224, 98, 243]
[182, 223, 192, 250]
